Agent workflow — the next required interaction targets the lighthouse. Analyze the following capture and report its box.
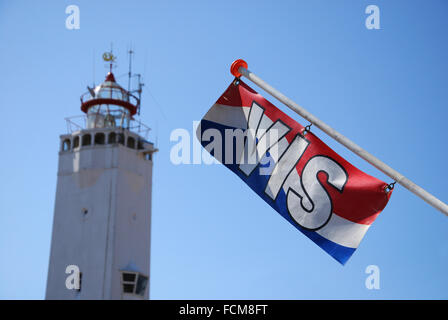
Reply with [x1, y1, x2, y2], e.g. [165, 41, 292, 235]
[46, 52, 156, 299]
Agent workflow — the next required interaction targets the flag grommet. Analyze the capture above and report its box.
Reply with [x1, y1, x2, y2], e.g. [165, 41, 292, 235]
[385, 181, 396, 193]
[302, 124, 312, 136]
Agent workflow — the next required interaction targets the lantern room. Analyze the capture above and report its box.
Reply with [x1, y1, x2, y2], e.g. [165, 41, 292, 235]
[80, 72, 140, 129]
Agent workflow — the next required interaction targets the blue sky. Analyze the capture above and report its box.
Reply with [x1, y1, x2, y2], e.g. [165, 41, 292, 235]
[0, 0, 447, 299]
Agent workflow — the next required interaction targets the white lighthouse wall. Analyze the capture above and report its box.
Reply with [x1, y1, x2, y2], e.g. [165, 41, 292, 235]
[46, 133, 153, 300]
[109, 146, 153, 300]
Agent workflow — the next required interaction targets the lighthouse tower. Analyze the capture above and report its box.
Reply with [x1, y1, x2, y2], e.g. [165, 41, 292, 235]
[46, 53, 156, 299]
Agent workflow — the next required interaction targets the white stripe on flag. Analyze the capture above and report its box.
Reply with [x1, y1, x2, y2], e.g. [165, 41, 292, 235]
[203, 103, 250, 129]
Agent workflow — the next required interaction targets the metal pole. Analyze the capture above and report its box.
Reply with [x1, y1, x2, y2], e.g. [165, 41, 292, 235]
[231, 59, 448, 217]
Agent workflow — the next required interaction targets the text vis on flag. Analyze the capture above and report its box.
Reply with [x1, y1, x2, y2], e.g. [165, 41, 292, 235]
[196, 80, 392, 265]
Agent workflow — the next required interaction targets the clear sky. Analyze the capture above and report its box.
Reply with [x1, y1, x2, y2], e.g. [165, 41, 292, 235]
[0, 0, 447, 299]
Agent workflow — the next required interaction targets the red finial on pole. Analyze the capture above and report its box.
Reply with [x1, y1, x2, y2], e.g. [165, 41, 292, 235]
[230, 59, 248, 78]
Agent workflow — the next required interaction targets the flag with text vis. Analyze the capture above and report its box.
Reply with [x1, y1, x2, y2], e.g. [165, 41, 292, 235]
[196, 80, 392, 265]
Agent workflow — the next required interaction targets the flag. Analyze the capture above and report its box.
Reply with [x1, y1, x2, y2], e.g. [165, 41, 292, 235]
[197, 79, 392, 265]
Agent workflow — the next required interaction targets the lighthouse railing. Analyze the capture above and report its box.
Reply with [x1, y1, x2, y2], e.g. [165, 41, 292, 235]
[65, 115, 152, 140]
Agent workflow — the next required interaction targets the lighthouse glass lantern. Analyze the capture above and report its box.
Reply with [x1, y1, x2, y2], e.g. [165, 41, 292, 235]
[80, 72, 139, 130]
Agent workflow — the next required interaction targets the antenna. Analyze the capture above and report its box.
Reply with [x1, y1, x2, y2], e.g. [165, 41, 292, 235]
[92, 48, 95, 87]
[128, 44, 134, 93]
[136, 73, 144, 115]
[110, 42, 113, 73]
[126, 45, 144, 116]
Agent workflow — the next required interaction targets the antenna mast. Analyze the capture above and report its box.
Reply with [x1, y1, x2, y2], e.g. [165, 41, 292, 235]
[127, 46, 144, 116]
[92, 49, 95, 87]
[137, 73, 143, 115]
[128, 46, 134, 93]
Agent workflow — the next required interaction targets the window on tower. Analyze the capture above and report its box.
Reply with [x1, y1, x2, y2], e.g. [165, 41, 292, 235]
[73, 136, 80, 148]
[121, 271, 137, 294]
[82, 134, 92, 146]
[94, 132, 105, 145]
[120, 271, 148, 297]
[127, 137, 136, 149]
[62, 139, 71, 151]
[137, 139, 145, 150]
[117, 133, 125, 145]
[108, 132, 116, 144]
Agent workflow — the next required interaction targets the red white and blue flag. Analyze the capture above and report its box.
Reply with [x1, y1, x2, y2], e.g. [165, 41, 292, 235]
[197, 80, 392, 264]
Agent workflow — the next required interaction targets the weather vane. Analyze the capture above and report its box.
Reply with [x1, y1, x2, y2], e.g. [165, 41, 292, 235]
[102, 51, 115, 62]
[103, 50, 116, 73]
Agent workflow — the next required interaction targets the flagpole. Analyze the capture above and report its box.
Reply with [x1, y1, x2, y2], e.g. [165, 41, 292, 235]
[231, 59, 448, 217]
